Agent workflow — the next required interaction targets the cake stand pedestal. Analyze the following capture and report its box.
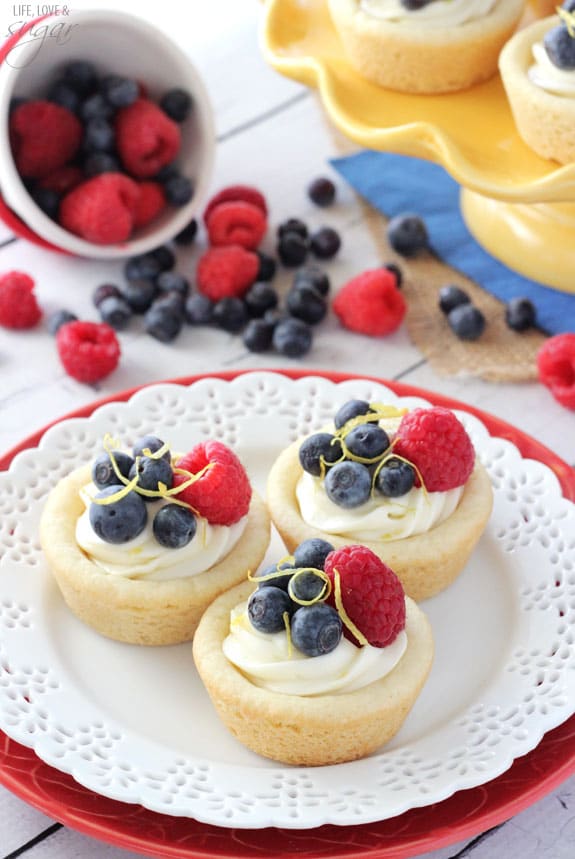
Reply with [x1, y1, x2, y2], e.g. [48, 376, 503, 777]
[261, 0, 575, 294]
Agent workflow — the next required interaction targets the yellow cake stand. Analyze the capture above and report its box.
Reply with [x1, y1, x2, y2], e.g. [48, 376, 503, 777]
[261, 0, 575, 294]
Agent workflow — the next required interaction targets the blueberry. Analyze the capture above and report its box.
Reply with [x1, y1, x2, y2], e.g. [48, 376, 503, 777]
[80, 92, 114, 122]
[244, 282, 278, 317]
[254, 563, 294, 591]
[243, 318, 275, 353]
[324, 461, 371, 508]
[562, 0, 575, 11]
[310, 226, 341, 260]
[213, 297, 248, 333]
[293, 538, 334, 571]
[150, 245, 176, 272]
[84, 152, 120, 177]
[83, 117, 115, 152]
[160, 88, 193, 122]
[544, 24, 575, 70]
[93, 282, 122, 307]
[174, 218, 198, 246]
[101, 74, 139, 108]
[375, 458, 416, 497]
[334, 399, 374, 430]
[290, 604, 342, 657]
[164, 174, 194, 206]
[299, 432, 342, 476]
[288, 570, 327, 603]
[400, 0, 434, 9]
[344, 423, 389, 460]
[185, 293, 215, 325]
[125, 253, 162, 282]
[122, 279, 158, 314]
[286, 284, 327, 325]
[9, 97, 26, 114]
[46, 309, 77, 335]
[98, 295, 133, 330]
[130, 454, 173, 496]
[62, 60, 98, 95]
[293, 265, 330, 297]
[277, 231, 309, 267]
[156, 271, 189, 297]
[153, 504, 197, 548]
[438, 284, 471, 315]
[30, 186, 60, 218]
[307, 176, 336, 207]
[387, 213, 429, 257]
[272, 317, 313, 357]
[154, 291, 186, 315]
[248, 586, 292, 633]
[505, 297, 536, 332]
[383, 262, 403, 288]
[448, 303, 486, 340]
[144, 302, 184, 342]
[89, 486, 148, 544]
[277, 218, 308, 240]
[133, 435, 171, 462]
[47, 80, 80, 113]
[155, 163, 180, 184]
[263, 308, 286, 328]
[256, 251, 277, 282]
[92, 451, 134, 489]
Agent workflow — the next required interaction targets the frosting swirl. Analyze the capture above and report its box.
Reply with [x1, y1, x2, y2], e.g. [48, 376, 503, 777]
[528, 39, 575, 97]
[359, 0, 499, 29]
[223, 602, 407, 696]
[76, 483, 246, 581]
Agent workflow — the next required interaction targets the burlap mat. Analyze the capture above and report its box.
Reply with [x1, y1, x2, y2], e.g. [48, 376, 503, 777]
[329, 122, 545, 383]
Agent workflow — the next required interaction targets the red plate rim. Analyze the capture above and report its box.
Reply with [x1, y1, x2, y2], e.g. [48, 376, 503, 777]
[1, 368, 574, 859]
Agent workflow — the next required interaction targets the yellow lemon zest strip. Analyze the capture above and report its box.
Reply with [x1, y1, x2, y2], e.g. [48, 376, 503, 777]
[91, 472, 141, 505]
[558, 8, 575, 38]
[142, 441, 171, 460]
[287, 567, 331, 606]
[283, 610, 292, 659]
[333, 568, 369, 647]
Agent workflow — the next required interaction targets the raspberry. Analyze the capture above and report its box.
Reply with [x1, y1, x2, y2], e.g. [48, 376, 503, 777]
[393, 406, 475, 492]
[56, 321, 120, 383]
[206, 201, 267, 250]
[196, 245, 259, 301]
[115, 98, 181, 179]
[333, 269, 406, 336]
[59, 173, 139, 244]
[203, 185, 268, 225]
[537, 333, 575, 410]
[10, 100, 82, 179]
[0, 271, 42, 329]
[40, 165, 83, 195]
[133, 181, 166, 228]
[173, 441, 252, 525]
[324, 545, 406, 648]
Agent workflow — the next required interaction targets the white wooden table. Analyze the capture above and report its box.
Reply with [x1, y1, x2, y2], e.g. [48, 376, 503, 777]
[0, 2, 574, 857]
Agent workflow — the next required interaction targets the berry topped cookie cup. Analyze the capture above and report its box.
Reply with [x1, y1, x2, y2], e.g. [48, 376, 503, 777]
[266, 401, 493, 602]
[40, 434, 270, 645]
[193, 541, 433, 766]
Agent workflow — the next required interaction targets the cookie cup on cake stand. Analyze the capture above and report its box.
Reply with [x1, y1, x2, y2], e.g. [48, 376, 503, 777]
[192, 579, 433, 766]
[499, 16, 575, 165]
[40, 464, 270, 646]
[327, 0, 525, 94]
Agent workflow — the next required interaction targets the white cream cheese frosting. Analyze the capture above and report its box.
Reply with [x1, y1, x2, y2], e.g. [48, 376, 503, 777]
[223, 602, 407, 696]
[296, 473, 463, 541]
[528, 39, 575, 96]
[359, 0, 499, 28]
[76, 483, 247, 582]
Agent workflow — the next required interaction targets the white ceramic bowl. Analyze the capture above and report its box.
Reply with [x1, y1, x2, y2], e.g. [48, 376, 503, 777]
[0, 9, 215, 258]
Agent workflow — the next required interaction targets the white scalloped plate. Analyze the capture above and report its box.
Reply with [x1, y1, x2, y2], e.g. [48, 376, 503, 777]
[0, 373, 574, 831]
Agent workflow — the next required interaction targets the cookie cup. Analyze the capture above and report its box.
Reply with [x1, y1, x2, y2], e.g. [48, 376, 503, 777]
[266, 443, 493, 602]
[499, 17, 575, 164]
[328, 0, 525, 93]
[193, 580, 433, 766]
[39, 465, 271, 646]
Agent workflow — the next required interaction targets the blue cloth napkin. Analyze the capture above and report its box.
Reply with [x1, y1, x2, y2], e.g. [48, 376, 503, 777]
[331, 151, 575, 335]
